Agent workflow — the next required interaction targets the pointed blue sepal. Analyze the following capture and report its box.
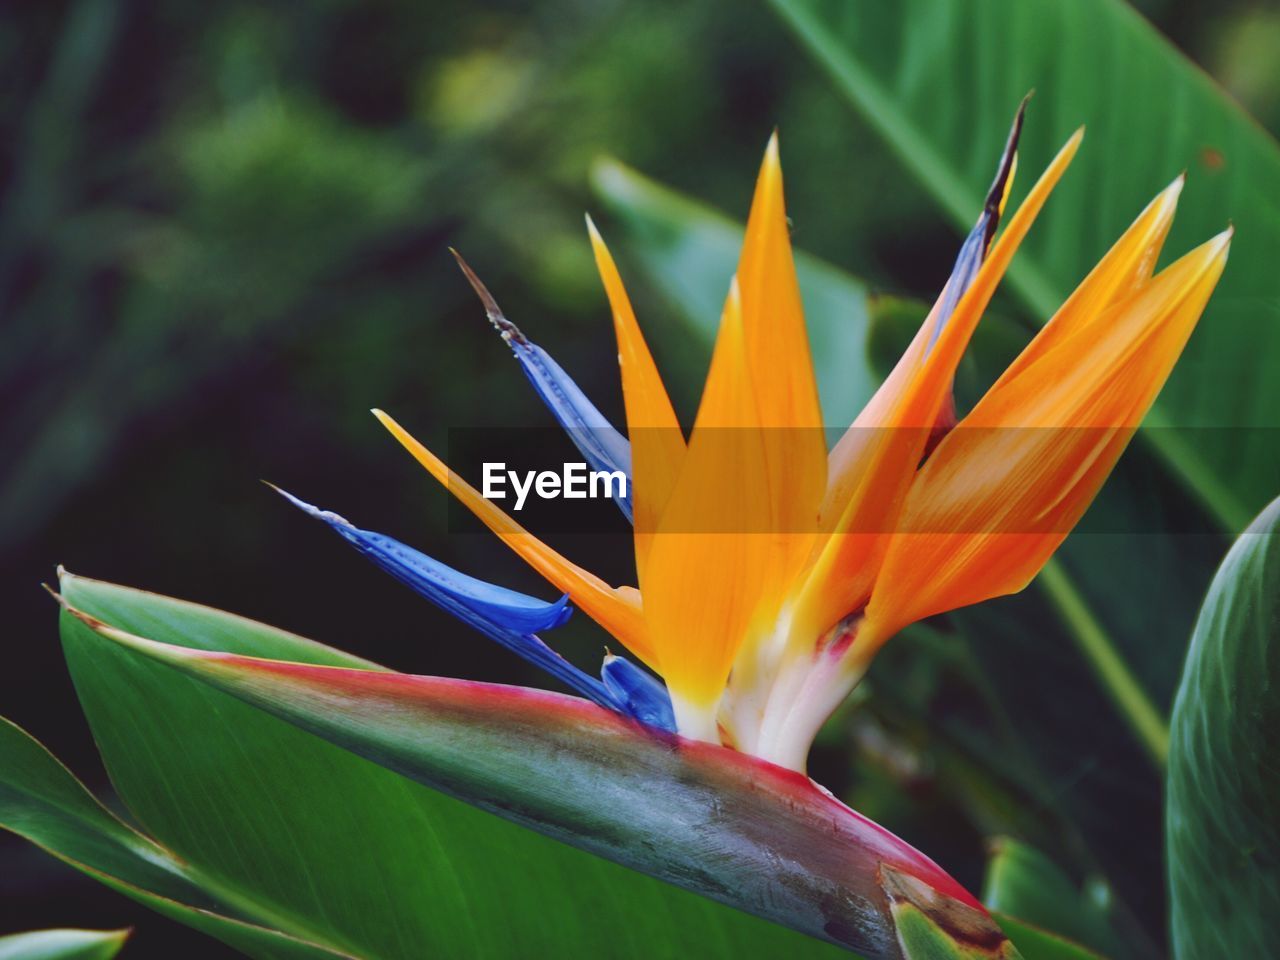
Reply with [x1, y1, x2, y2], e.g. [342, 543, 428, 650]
[924, 222, 987, 354]
[601, 653, 676, 732]
[510, 335, 634, 495]
[271, 486, 623, 710]
[274, 486, 572, 634]
[926, 96, 1025, 355]
[451, 250, 633, 520]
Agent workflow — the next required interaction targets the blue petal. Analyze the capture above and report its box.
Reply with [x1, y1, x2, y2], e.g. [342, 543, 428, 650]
[925, 223, 988, 354]
[511, 336, 634, 489]
[452, 250, 633, 520]
[272, 486, 619, 710]
[926, 97, 1025, 355]
[276, 487, 572, 634]
[601, 653, 676, 732]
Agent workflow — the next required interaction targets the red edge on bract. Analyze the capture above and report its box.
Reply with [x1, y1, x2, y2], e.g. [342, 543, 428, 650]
[191, 650, 984, 913]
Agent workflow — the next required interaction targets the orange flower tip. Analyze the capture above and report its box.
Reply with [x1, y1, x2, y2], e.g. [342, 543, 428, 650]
[756, 129, 782, 189]
[1182, 226, 1233, 271]
[373, 407, 422, 445]
[371, 407, 407, 441]
[1194, 225, 1234, 258]
[1139, 172, 1184, 210]
[372, 410, 458, 490]
[585, 215, 613, 263]
[1143, 174, 1186, 225]
[450, 248, 526, 344]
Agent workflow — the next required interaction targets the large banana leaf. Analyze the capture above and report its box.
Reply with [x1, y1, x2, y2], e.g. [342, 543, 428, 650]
[768, 0, 1280, 532]
[47, 570, 1017, 960]
[1166, 496, 1280, 956]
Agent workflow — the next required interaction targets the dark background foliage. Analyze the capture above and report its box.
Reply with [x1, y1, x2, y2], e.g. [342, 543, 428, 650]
[2, 1, 1276, 956]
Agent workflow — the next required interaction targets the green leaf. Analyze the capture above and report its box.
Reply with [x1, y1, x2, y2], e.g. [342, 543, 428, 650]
[992, 916, 1101, 960]
[895, 907, 1015, 960]
[982, 839, 1120, 959]
[0, 716, 352, 959]
[54, 572, 1017, 960]
[1167, 495, 1280, 956]
[52, 572, 860, 959]
[767, 0, 1280, 533]
[590, 158, 877, 427]
[0, 929, 128, 960]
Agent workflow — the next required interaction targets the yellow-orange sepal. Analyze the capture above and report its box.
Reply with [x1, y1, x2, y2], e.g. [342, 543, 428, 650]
[862, 227, 1231, 645]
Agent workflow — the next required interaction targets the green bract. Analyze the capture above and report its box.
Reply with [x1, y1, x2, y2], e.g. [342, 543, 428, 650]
[1168, 496, 1280, 956]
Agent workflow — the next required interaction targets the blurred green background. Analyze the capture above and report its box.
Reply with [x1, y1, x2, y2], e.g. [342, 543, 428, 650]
[3, 1, 1278, 957]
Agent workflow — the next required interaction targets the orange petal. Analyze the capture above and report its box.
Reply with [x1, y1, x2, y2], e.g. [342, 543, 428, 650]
[739, 133, 825, 434]
[721, 135, 828, 628]
[585, 217, 686, 589]
[371, 408, 656, 668]
[795, 129, 1085, 638]
[642, 282, 773, 734]
[862, 228, 1231, 645]
[993, 173, 1184, 388]
[736, 133, 827, 540]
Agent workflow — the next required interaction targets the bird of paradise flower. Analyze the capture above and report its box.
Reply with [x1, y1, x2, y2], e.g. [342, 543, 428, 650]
[274, 103, 1229, 775]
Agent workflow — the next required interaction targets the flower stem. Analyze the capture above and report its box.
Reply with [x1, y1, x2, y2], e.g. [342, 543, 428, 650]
[1037, 558, 1169, 767]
